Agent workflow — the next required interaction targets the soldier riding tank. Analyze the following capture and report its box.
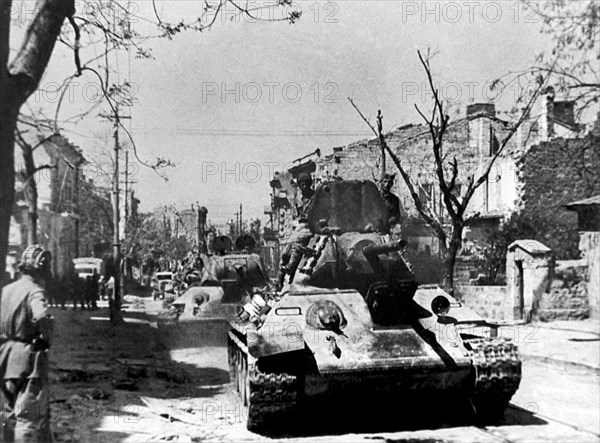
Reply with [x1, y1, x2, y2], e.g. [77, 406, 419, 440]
[228, 180, 521, 432]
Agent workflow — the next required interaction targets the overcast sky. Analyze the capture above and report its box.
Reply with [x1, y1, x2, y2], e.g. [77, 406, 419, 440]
[18, 0, 551, 226]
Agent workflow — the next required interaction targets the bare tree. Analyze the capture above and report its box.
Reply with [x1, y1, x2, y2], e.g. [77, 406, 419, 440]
[350, 50, 547, 294]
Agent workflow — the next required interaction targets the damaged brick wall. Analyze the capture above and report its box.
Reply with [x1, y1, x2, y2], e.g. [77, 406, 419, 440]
[319, 119, 489, 218]
[518, 135, 600, 259]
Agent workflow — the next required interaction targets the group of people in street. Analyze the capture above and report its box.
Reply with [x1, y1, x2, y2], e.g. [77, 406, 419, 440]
[3, 270, 108, 312]
[44, 272, 110, 311]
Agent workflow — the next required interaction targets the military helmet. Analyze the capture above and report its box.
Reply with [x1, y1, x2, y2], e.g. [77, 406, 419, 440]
[297, 172, 312, 185]
[19, 244, 51, 273]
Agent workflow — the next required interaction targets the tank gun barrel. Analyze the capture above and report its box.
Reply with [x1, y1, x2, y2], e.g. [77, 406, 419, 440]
[362, 239, 407, 257]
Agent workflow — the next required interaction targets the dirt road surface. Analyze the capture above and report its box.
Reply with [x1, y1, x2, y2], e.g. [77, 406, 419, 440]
[48, 298, 600, 442]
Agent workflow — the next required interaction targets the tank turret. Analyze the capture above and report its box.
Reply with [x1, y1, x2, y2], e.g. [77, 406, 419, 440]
[283, 181, 419, 325]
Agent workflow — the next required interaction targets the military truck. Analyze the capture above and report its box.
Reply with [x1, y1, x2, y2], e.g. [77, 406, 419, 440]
[72, 257, 103, 280]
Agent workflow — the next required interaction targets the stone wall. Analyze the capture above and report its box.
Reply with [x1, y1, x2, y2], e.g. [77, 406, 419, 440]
[518, 135, 600, 259]
[454, 257, 478, 285]
[456, 255, 591, 321]
[455, 285, 510, 320]
[537, 260, 590, 321]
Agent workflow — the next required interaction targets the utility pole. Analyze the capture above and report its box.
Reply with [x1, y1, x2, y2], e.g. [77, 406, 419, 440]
[196, 204, 200, 250]
[102, 103, 131, 318]
[124, 149, 129, 237]
[163, 212, 168, 244]
[111, 104, 122, 315]
[119, 149, 136, 281]
[239, 203, 243, 236]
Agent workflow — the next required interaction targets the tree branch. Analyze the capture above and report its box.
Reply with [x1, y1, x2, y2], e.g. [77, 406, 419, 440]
[67, 15, 82, 76]
[347, 97, 378, 138]
[416, 50, 461, 218]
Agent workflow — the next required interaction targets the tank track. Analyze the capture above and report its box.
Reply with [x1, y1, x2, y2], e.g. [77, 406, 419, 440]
[228, 323, 299, 432]
[465, 337, 521, 421]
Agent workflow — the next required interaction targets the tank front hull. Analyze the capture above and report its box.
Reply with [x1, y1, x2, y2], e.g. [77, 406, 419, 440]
[305, 365, 472, 397]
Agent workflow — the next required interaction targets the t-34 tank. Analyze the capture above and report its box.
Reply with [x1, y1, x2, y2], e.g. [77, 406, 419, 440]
[173, 235, 267, 322]
[228, 180, 521, 433]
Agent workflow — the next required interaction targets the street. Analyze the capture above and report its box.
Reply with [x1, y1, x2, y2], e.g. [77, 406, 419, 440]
[47, 299, 600, 442]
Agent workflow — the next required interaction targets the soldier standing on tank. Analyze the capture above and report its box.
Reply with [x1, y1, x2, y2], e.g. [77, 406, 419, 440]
[276, 173, 315, 290]
[0, 244, 54, 442]
[379, 173, 403, 238]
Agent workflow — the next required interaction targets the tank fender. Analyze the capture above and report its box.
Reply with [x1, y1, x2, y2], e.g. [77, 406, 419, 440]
[174, 286, 224, 321]
[414, 287, 486, 324]
[247, 306, 306, 358]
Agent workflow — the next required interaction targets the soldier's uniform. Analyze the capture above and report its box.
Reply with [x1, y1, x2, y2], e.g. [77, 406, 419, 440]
[379, 173, 403, 239]
[0, 245, 54, 442]
[276, 173, 315, 289]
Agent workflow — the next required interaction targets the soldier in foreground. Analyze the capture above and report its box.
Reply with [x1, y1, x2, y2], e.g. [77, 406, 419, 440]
[0, 245, 54, 442]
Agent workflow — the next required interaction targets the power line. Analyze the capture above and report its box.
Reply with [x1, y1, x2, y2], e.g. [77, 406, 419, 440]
[128, 128, 373, 137]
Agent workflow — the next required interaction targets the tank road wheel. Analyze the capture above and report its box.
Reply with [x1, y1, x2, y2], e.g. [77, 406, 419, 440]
[466, 338, 522, 424]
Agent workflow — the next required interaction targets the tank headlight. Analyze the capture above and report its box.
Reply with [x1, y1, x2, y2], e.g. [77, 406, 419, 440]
[317, 305, 341, 330]
[431, 295, 451, 316]
[306, 300, 347, 331]
[238, 293, 271, 324]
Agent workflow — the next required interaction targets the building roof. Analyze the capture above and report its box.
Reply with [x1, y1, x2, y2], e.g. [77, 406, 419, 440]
[565, 195, 600, 210]
[508, 240, 552, 255]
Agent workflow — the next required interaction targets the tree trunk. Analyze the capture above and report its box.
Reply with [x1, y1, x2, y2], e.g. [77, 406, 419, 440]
[0, 105, 18, 287]
[1, 1, 14, 287]
[440, 226, 464, 296]
[22, 144, 39, 245]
